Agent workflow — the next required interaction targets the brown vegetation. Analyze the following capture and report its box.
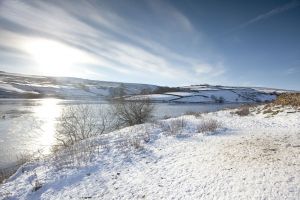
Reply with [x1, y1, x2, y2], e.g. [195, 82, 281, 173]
[234, 106, 251, 116]
[274, 93, 300, 107]
[197, 119, 222, 134]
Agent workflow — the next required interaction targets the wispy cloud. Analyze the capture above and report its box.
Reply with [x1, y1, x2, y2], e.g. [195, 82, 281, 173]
[0, 0, 224, 85]
[286, 67, 300, 75]
[228, 1, 300, 33]
[194, 62, 225, 77]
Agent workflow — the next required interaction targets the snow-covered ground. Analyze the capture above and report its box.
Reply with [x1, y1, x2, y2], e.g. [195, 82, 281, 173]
[1, 105, 300, 200]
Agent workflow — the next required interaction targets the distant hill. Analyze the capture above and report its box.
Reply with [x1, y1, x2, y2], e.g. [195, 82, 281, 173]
[0, 71, 297, 103]
[0, 71, 158, 99]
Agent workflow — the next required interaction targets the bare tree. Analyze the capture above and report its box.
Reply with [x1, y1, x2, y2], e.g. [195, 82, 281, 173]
[55, 104, 112, 147]
[111, 97, 154, 128]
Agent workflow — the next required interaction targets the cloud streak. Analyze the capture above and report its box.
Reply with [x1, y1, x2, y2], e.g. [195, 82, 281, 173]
[0, 0, 225, 85]
[228, 1, 299, 33]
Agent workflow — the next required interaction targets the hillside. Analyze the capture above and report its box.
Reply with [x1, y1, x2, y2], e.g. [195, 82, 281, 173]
[0, 71, 296, 103]
[0, 71, 158, 99]
[127, 84, 295, 103]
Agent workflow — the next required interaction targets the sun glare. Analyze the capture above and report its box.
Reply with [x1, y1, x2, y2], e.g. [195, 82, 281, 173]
[34, 99, 61, 154]
[23, 39, 92, 76]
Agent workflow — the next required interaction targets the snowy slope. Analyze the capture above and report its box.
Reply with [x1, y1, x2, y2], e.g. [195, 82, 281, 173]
[0, 72, 158, 99]
[133, 88, 279, 103]
[133, 83, 299, 103]
[0, 106, 299, 199]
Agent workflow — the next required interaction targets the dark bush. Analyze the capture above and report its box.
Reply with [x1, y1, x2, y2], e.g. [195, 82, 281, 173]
[111, 98, 154, 127]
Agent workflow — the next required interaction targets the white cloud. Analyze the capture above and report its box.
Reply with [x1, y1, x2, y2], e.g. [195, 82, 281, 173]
[194, 62, 225, 77]
[146, 0, 196, 33]
[0, 0, 225, 85]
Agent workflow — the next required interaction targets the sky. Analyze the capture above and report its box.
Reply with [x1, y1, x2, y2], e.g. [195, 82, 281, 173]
[0, 0, 299, 90]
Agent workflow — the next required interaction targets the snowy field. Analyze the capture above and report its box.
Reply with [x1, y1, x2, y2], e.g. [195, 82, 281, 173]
[1, 105, 300, 199]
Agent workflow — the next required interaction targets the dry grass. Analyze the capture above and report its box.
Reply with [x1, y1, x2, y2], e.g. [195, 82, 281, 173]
[184, 111, 201, 118]
[51, 128, 153, 169]
[0, 153, 32, 183]
[274, 93, 300, 107]
[51, 140, 105, 169]
[0, 167, 16, 184]
[252, 93, 300, 116]
[129, 138, 143, 150]
[234, 106, 251, 116]
[162, 118, 187, 136]
[197, 119, 222, 134]
[262, 108, 273, 114]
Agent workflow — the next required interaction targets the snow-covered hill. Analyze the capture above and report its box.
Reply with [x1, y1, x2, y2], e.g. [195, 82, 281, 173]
[0, 71, 296, 102]
[128, 84, 297, 103]
[0, 71, 158, 99]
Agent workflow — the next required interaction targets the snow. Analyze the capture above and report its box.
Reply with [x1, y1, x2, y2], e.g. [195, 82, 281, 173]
[164, 92, 196, 96]
[0, 71, 158, 99]
[172, 95, 211, 103]
[0, 83, 27, 93]
[128, 94, 178, 101]
[138, 89, 277, 103]
[1, 105, 300, 199]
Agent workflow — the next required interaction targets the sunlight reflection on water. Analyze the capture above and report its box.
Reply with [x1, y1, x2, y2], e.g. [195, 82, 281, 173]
[33, 99, 61, 154]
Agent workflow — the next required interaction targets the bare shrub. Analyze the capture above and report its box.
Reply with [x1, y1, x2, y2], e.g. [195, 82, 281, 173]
[111, 98, 154, 128]
[15, 153, 32, 166]
[32, 180, 42, 192]
[142, 131, 151, 143]
[0, 167, 16, 184]
[31, 173, 42, 192]
[211, 95, 225, 103]
[55, 105, 113, 147]
[114, 139, 131, 153]
[137, 125, 151, 143]
[185, 111, 201, 118]
[129, 138, 143, 150]
[112, 136, 144, 154]
[0, 152, 33, 183]
[51, 104, 113, 168]
[51, 139, 103, 169]
[197, 119, 221, 134]
[162, 115, 172, 119]
[235, 106, 250, 116]
[162, 118, 187, 136]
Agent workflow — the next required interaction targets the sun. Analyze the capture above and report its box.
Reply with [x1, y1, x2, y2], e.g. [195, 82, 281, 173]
[23, 39, 91, 76]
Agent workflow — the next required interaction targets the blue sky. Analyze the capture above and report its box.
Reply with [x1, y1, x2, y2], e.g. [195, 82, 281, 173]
[0, 0, 299, 89]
